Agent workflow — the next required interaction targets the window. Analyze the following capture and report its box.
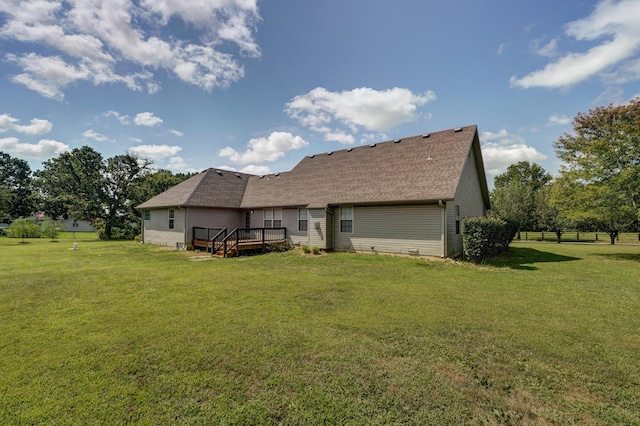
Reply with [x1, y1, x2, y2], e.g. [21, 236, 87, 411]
[455, 205, 460, 235]
[72, 221, 79, 228]
[340, 206, 353, 233]
[264, 209, 282, 228]
[245, 211, 251, 229]
[169, 209, 175, 230]
[144, 210, 150, 221]
[298, 208, 308, 232]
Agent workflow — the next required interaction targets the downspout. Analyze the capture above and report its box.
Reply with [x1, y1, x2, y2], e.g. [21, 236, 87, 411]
[180, 205, 187, 247]
[439, 200, 447, 258]
[140, 210, 144, 244]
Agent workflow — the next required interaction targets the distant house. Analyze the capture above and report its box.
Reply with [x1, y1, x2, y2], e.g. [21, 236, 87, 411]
[60, 218, 96, 232]
[137, 125, 490, 257]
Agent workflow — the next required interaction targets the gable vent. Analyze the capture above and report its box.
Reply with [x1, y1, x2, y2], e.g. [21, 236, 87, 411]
[422, 134, 430, 138]
[453, 127, 462, 132]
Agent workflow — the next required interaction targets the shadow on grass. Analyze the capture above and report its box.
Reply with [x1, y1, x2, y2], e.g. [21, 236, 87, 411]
[593, 253, 640, 262]
[485, 247, 580, 270]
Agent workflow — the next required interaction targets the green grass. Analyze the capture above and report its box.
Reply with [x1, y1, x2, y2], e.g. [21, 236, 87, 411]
[1, 239, 639, 425]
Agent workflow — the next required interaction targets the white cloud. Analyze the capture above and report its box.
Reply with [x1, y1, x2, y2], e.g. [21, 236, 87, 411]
[0, 137, 70, 160]
[533, 38, 559, 57]
[129, 137, 143, 143]
[479, 129, 547, 175]
[0, 0, 261, 99]
[219, 132, 308, 164]
[165, 156, 199, 173]
[129, 144, 182, 160]
[547, 114, 571, 126]
[497, 43, 508, 55]
[511, 0, 640, 89]
[82, 129, 113, 142]
[0, 113, 53, 135]
[169, 129, 184, 137]
[105, 111, 131, 125]
[239, 164, 271, 175]
[286, 87, 436, 144]
[134, 112, 163, 127]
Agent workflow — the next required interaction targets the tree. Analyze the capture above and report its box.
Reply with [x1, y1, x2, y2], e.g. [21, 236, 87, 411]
[535, 183, 571, 243]
[0, 152, 35, 220]
[35, 146, 151, 240]
[554, 98, 640, 243]
[8, 218, 40, 242]
[41, 218, 62, 241]
[490, 161, 552, 237]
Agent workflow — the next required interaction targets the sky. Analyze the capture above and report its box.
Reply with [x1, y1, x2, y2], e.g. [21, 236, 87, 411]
[1, 0, 640, 186]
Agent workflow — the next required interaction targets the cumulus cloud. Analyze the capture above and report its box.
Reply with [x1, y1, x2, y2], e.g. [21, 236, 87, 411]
[168, 129, 184, 137]
[134, 112, 163, 127]
[129, 144, 182, 160]
[480, 129, 547, 175]
[0, 113, 53, 135]
[105, 110, 131, 125]
[511, 0, 640, 89]
[0, 0, 261, 99]
[239, 164, 272, 175]
[547, 114, 571, 126]
[0, 137, 70, 160]
[286, 87, 436, 144]
[219, 132, 308, 164]
[82, 129, 113, 142]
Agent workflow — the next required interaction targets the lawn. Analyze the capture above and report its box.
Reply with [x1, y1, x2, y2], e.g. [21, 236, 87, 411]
[0, 238, 638, 425]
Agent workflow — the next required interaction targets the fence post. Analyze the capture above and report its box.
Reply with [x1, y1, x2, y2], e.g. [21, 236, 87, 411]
[525, 232, 528, 240]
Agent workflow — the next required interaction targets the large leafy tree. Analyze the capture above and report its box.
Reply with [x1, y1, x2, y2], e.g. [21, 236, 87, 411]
[0, 151, 35, 220]
[553, 98, 640, 243]
[35, 146, 151, 239]
[490, 161, 552, 237]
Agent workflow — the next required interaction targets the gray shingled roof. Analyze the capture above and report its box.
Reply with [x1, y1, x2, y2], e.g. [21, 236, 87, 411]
[137, 168, 251, 209]
[241, 125, 488, 209]
[137, 125, 490, 211]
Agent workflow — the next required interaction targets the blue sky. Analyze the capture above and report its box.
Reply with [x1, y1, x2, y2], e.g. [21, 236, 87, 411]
[1, 0, 640, 185]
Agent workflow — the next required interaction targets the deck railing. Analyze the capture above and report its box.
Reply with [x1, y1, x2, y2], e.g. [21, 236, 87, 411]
[193, 226, 226, 242]
[218, 227, 287, 257]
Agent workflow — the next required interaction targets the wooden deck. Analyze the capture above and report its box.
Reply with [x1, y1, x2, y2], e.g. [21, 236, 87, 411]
[192, 238, 286, 257]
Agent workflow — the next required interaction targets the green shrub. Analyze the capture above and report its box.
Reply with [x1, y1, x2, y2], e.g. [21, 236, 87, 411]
[41, 218, 62, 241]
[462, 216, 518, 263]
[266, 240, 293, 253]
[8, 218, 41, 241]
[311, 246, 321, 255]
[301, 245, 311, 254]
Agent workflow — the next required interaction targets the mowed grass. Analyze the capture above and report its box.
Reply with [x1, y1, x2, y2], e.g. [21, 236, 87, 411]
[0, 238, 638, 425]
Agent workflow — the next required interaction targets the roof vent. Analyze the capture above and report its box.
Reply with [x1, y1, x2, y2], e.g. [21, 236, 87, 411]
[347, 148, 353, 152]
[259, 175, 265, 179]
[393, 139, 401, 143]
[274, 172, 280, 177]
[310, 155, 315, 158]
[216, 170, 223, 176]
[235, 173, 242, 179]
[422, 134, 430, 138]
[369, 143, 376, 147]
[327, 151, 333, 155]
[453, 127, 462, 132]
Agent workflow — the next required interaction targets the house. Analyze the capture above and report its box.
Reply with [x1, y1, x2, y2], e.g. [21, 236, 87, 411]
[137, 125, 490, 257]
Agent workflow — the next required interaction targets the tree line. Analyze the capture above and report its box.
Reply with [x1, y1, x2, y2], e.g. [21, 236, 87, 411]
[0, 146, 194, 239]
[491, 98, 640, 244]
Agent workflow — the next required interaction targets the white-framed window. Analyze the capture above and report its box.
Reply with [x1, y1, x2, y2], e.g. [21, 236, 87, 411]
[144, 210, 150, 221]
[168, 209, 175, 230]
[298, 208, 308, 232]
[340, 206, 353, 233]
[264, 209, 282, 228]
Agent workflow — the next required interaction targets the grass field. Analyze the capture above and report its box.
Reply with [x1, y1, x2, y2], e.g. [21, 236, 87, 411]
[0, 238, 638, 425]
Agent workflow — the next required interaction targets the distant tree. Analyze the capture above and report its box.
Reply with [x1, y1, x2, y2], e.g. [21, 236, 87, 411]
[490, 161, 552, 237]
[554, 98, 640, 225]
[535, 183, 571, 243]
[35, 147, 151, 240]
[41, 217, 62, 241]
[8, 218, 40, 242]
[0, 152, 35, 220]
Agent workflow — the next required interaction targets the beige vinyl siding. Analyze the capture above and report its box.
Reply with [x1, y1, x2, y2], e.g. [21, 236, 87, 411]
[186, 207, 242, 238]
[308, 208, 328, 249]
[333, 205, 442, 256]
[283, 208, 308, 246]
[143, 207, 185, 247]
[447, 148, 486, 256]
